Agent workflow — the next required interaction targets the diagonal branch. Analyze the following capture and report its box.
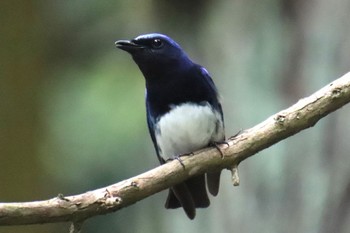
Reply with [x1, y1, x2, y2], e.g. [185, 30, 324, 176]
[1, 72, 350, 226]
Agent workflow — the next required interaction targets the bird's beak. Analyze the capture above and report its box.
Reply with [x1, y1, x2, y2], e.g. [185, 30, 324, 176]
[115, 40, 145, 53]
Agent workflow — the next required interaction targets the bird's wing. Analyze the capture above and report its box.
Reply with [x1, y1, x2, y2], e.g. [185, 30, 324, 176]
[198, 66, 225, 123]
[199, 66, 218, 93]
[197, 66, 225, 196]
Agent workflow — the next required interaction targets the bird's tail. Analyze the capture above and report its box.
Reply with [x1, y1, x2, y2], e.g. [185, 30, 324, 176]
[165, 174, 210, 219]
[206, 171, 221, 196]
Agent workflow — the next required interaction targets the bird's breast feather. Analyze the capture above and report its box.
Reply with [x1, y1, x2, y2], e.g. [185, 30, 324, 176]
[155, 102, 224, 159]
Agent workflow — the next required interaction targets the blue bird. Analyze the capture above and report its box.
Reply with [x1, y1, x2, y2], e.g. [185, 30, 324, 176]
[115, 33, 225, 219]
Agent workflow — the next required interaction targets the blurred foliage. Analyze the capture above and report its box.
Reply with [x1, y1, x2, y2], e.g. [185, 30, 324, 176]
[1, 0, 350, 233]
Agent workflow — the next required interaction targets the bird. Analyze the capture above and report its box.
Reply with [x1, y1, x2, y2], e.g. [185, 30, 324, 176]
[115, 33, 225, 219]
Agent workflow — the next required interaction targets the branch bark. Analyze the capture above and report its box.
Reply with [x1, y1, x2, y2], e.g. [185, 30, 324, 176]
[1, 72, 350, 227]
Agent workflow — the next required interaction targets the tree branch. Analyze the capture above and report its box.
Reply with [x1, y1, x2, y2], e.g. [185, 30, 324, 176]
[1, 72, 350, 227]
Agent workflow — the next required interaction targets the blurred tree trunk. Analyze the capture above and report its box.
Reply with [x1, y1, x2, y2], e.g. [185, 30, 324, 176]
[0, 1, 54, 232]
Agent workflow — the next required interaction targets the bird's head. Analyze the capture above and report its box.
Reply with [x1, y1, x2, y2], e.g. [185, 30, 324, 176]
[115, 33, 191, 77]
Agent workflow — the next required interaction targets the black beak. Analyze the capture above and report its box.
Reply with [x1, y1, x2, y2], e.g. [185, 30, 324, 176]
[115, 40, 145, 53]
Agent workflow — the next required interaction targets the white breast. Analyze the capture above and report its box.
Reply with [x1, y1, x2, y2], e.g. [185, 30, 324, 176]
[155, 102, 224, 160]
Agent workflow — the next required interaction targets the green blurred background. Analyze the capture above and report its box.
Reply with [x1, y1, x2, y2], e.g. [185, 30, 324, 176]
[1, 0, 350, 233]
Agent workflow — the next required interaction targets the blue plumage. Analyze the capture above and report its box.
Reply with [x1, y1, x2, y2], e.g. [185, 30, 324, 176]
[116, 33, 225, 219]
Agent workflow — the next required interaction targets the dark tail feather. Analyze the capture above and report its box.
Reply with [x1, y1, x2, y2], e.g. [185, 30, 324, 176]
[165, 188, 181, 208]
[206, 171, 221, 196]
[165, 174, 210, 219]
[187, 175, 210, 207]
[165, 183, 196, 219]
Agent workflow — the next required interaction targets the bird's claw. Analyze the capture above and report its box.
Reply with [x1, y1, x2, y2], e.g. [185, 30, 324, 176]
[210, 141, 229, 158]
[165, 152, 193, 168]
[175, 156, 185, 168]
[228, 129, 243, 140]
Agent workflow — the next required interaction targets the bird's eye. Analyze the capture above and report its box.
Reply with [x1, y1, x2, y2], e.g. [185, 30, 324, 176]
[151, 39, 163, 48]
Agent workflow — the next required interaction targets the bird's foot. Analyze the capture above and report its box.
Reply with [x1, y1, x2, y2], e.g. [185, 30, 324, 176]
[228, 129, 243, 140]
[165, 152, 193, 169]
[174, 156, 185, 168]
[210, 140, 229, 158]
